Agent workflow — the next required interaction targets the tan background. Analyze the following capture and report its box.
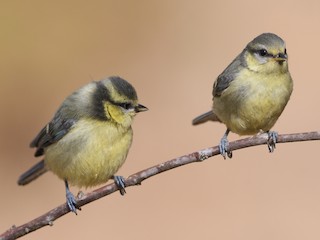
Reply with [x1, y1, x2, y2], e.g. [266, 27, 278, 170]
[1, 1, 320, 239]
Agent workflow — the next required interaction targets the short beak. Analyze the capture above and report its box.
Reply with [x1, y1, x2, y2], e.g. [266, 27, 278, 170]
[134, 104, 148, 113]
[274, 53, 287, 62]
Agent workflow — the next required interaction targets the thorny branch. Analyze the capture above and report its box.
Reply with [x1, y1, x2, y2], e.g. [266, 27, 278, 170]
[1, 131, 320, 240]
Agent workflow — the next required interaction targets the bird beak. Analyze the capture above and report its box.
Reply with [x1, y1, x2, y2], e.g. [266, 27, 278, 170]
[274, 53, 287, 62]
[134, 104, 148, 113]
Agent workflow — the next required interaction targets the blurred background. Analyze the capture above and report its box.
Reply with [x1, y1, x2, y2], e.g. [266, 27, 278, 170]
[1, 0, 320, 239]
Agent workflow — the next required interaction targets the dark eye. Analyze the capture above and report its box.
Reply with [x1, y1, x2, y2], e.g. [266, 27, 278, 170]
[119, 102, 132, 110]
[284, 48, 287, 55]
[258, 49, 268, 57]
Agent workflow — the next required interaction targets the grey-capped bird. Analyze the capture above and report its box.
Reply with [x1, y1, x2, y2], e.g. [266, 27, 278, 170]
[192, 33, 293, 158]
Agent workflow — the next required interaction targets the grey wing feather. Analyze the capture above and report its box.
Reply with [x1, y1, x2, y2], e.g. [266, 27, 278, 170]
[213, 52, 245, 97]
[30, 116, 77, 157]
[19, 114, 76, 185]
[193, 52, 246, 126]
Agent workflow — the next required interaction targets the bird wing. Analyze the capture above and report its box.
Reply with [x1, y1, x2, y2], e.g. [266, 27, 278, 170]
[212, 52, 244, 97]
[30, 116, 77, 157]
[213, 73, 235, 97]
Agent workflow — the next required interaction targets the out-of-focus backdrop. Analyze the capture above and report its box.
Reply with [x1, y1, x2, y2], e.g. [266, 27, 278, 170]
[1, 1, 320, 239]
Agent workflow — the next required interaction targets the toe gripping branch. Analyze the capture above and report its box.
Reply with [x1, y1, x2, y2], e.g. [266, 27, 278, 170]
[64, 175, 126, 215]
[113, 175, 126, 196]
[267, 131, 278, 153]
[65, 180, 81, 215]
[219, 129, 232, 159]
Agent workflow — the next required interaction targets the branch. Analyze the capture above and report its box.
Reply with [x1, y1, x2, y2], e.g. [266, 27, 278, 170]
[1, 131, 319, 240]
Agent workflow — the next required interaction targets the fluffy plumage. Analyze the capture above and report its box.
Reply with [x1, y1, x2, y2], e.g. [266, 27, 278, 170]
[193, 33, 293, 158]
[18, 76, 147, 213]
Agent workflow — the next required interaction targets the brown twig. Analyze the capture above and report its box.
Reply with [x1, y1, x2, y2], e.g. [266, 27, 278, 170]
[1, 131, 319, 240]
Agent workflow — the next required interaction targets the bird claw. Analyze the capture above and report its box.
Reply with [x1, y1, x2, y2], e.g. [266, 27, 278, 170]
[219, 136, 232, 159]
[267, 131, 278, 152]
[113, 175, 126, 196]
[66, 190, 80, 214]
[65, 180, 81, 214]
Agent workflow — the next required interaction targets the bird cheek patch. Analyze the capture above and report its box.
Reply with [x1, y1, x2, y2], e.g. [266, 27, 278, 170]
[104, 102, 125, 124]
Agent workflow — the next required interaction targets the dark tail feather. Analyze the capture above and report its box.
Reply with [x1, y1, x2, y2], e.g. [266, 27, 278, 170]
[192, 110, 221, 125]
[18, 160, 47, 185]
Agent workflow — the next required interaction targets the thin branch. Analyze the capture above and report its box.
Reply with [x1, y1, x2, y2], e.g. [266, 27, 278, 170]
[1, 131, 319, 240]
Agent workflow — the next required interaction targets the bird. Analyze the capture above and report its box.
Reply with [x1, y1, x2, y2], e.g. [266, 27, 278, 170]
[192, 33, 293, 159]
[18, 76, 148, 214]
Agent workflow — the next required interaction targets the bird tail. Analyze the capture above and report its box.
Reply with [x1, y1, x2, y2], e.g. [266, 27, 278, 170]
[18, 160, 47, 185]
[192, 110, 221, 125]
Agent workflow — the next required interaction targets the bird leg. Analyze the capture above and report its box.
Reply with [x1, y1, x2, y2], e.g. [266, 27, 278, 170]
[65, 180, 80, 214]
[267, 131, 278, 152]
[112, 175, 126, 195]
[219, 129, 232, 159]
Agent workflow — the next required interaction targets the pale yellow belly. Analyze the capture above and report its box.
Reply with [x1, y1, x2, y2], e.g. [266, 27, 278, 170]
[213, 73, 293, 135]
[44, 119, 133, 188]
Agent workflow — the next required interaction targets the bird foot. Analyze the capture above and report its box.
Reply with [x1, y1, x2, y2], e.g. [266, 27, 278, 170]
[219, 136, 232, 159]
[65, 180, 81, 214]
[113, 175, 126, 196]
[66, 189, 80, 214]
[267, 131, 278, 152]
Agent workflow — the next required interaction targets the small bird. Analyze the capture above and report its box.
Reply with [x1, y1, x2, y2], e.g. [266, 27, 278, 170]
[192, 33, 293, 159]
[18, 76, 148, 213]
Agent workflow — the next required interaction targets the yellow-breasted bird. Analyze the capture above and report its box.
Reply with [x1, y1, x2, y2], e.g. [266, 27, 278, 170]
[18, 76, 148, 213]
[192, 33, 293, 158]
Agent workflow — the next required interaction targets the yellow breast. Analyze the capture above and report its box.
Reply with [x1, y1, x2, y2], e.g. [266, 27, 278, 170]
[44, 119, 133, 188]
[213, 69, 293, 135]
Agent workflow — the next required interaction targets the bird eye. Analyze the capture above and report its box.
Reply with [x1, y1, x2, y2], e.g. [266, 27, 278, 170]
[258, 49, 268, 57]
[119, 102, 132, 110]
[284, 48, 287, 55]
